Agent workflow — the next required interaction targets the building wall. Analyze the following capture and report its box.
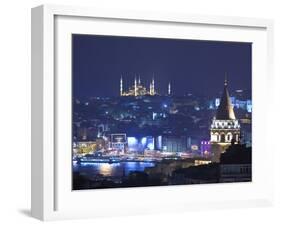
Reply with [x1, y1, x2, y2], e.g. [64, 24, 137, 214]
[162, 136, 187, 153]
[220, 164, 252, 182]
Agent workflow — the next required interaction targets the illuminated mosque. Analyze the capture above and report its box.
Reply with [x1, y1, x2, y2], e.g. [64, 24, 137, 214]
[120, 76, 171, 96]
[210, 76, 241, 155]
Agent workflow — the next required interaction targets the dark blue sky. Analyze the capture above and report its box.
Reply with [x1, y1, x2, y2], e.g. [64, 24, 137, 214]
[72, 34, 251, 99]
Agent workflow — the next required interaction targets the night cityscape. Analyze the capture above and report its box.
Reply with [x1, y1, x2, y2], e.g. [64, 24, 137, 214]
[72, 34, 252, 190]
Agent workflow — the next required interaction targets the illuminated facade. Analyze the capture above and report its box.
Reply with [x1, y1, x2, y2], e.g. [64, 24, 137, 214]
[127, 136, 155, 152]
[210, 97, 252, 113]
[210, 77, 241, 154]
[120, 76, 171, 96]
[110, 134, 127, 153]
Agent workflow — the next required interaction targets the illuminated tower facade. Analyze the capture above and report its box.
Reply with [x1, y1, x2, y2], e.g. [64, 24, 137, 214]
[210, 77, 241, 156]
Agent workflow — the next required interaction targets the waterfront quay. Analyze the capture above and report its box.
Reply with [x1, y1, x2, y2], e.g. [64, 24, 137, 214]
[73, 149, 212, 189]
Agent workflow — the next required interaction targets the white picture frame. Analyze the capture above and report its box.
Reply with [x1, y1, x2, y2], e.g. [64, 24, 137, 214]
[31, 4, 274, 221]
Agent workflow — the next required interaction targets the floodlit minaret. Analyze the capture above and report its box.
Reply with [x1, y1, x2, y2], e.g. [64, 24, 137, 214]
[138, 75, 141, 85]
[168, 82, 171, 96]
[151, 77, 155, 95]
[224, 73, 228, 86]
[120, 76, 123, 96]
[134, 76, 137, 96]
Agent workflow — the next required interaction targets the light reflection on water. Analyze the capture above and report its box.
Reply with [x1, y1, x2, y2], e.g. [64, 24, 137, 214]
[73, 162, 155, 178]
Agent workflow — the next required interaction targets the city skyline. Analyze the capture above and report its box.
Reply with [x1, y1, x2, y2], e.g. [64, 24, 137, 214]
[72, 34, 252, 99]
[72, 34, 252, 190]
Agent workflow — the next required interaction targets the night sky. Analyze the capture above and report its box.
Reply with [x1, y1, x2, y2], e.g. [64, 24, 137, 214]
[72, 34, 252, 99]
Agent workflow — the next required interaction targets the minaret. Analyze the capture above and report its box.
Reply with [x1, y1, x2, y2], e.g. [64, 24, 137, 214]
[168, 82, 171, 96]
[151, 76, 155, 95]
[138, 75, 141, 85]
[149, 82, 152, 95]
[120, 76, 123, 96]
[134, 76, 137, 96]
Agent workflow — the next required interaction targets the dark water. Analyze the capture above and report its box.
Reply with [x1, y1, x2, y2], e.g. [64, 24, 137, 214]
[73, 161, 156, 179]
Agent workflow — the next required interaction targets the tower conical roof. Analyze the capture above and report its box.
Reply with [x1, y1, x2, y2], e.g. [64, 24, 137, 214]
[216, 78, 236, 120]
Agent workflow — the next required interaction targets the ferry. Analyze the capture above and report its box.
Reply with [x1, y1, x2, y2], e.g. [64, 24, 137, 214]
[77, 154, 121, 164]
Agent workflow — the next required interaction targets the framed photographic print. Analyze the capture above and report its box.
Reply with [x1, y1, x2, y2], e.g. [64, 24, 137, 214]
[31, 4, 274, 221]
